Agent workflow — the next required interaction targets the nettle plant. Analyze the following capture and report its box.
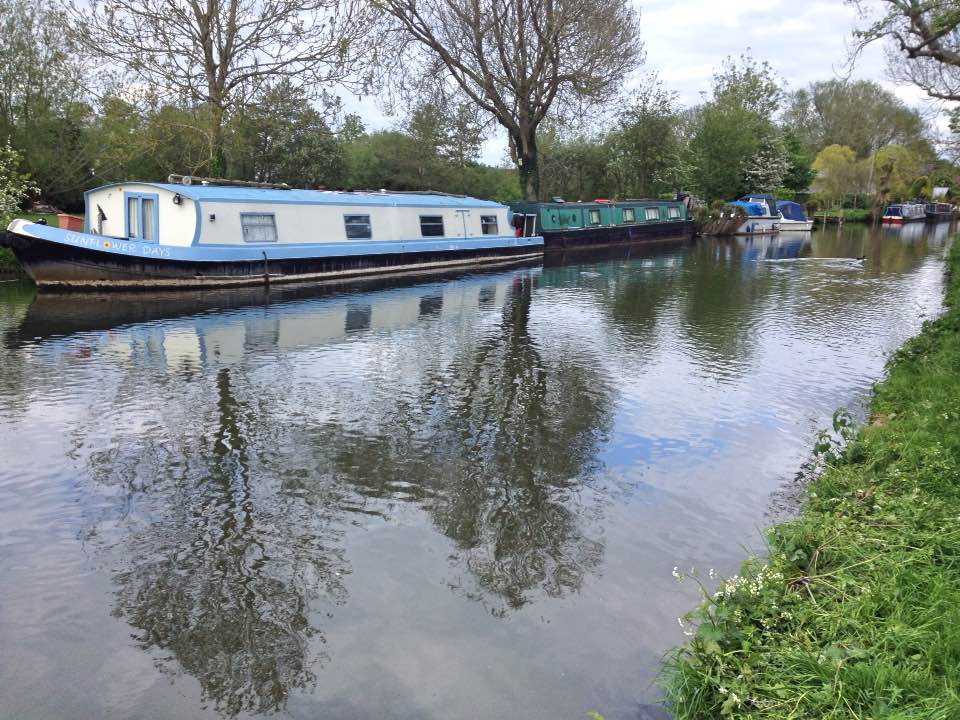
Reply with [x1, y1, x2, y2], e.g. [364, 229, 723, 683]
[0, 142, 37, 226]
[798, 408, 859, 479]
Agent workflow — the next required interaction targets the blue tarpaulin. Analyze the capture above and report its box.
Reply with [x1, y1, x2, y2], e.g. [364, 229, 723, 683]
[728, 201, 767, 217]
[777, 200, 807, 221]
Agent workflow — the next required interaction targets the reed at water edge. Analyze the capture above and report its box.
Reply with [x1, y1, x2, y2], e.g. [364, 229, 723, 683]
[663, 239, 960, 718]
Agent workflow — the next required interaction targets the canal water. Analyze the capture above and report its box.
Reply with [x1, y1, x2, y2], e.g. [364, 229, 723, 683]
[0, 224, 950, 720]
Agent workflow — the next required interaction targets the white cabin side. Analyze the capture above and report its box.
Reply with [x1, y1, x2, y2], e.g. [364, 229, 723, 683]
[194, 201, 511, 246]
[84, 184, 198, 247]
[83, 183, 513, 247]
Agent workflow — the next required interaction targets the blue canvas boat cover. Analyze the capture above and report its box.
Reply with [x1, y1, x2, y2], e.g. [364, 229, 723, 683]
[777, 200, 807, 221]
[728, 201, 768, 217]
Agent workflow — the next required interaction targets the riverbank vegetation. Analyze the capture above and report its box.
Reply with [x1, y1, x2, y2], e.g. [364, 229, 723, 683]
[665, 239, 960, 718]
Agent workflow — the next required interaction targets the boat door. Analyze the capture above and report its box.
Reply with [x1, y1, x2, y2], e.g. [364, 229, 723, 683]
[455, 209, 470, 237]
[512, 213, 537, 237]
[124, 192, 159, 242]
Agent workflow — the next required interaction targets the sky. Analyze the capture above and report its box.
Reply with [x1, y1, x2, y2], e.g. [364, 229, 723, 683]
[343, 0, 944, 165]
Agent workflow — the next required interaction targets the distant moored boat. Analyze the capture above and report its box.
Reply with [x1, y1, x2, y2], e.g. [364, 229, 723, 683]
[730, 195, 780, 235]
[924, 202, 955, 222]
[508, 197, 694, 250]
[774, 200, 814, 231]
[882, 202, 926, 224]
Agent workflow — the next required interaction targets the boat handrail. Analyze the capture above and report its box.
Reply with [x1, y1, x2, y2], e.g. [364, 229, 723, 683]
[167, 174, 292, 190]
[355, 189, 470, 198]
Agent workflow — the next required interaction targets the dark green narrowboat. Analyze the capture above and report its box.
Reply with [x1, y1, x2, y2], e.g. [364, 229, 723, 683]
[510, 198, 694, 250]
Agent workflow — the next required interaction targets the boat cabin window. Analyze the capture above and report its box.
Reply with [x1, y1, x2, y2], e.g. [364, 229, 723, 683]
[622, 208, 636, 223]
[481, 215, 498, 235]
[344, 214, 372, 239]
[668, 206, 682, 219]
[420, 215, 445, 237]
[645, 207, 660, 221]
[124, 192, 159, 242]
[126, 197, 137, 237]
[241, 213, 278, 243]
[588, 209, 602, 225]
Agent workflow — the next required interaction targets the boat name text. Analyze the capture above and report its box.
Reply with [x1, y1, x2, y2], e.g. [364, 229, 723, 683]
[63, 233, 172, 258]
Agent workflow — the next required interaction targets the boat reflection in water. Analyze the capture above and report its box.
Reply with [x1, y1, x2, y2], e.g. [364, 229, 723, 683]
[9, 265, 613, 716]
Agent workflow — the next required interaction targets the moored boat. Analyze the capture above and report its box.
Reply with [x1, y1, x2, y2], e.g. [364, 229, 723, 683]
[924, 202, 955, 222]
[730, 196, 780, 235]
[2, 178, 544, 290]
[775, 200, 815, 231]
[882, 202, 925, 224]
[508, 197, 694, 251]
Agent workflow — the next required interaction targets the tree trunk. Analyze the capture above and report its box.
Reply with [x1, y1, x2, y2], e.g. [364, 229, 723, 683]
[209, 103, 227, 178]
[514, 131, 540, 201]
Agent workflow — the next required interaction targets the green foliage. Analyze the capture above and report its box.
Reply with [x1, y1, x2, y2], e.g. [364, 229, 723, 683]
[690, 55, 787, 201]
[0, 141, 37, 226]
[538, 124, 614, 201]
[817, 208, 873, 223]
[664, 240, 960, 718]
[872, 144, 923, 201]
[781, 130, 815, 193]
[793, 80, 926, 159]
[607, 78, 691, 198]
[741, 130, 788, 194]
[226, 82, 344, 187]
[811, 145, 859, 205]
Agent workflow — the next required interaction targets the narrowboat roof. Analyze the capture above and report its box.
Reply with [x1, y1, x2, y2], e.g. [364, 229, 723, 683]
[87, 182, 504, 209]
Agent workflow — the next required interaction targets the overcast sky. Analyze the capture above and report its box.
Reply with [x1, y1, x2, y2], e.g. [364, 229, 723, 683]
[345, 0, 941, 164]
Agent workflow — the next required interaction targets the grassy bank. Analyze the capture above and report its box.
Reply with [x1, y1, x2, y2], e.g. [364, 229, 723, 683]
[665, 239, 960, 718]
[814, 208, 873, 223]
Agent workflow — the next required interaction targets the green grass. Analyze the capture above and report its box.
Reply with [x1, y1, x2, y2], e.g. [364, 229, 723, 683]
[664, 239, 960, 719]
[815, 208, 873, 223]
[0, 212, 59, 274]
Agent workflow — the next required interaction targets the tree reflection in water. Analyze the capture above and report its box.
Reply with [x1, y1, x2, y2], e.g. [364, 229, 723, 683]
[323, 276, 614, 611]
[86, 367, 350, 717]
[63, 270, 614, 714]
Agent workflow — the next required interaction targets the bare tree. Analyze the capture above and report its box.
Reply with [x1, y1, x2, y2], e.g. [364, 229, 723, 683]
[377, 0, 642, 200]
[69, 0, 374, 175]
[851, 0, 960, 101]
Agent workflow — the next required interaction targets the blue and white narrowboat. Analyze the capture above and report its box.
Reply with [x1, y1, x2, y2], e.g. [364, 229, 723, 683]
[2, 178, 543, 289]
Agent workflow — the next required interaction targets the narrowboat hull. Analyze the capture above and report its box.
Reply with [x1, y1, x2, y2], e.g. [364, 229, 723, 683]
[881, 216, 925, 224]
[2, 221, 544, 290]
[925, 211, 955, 222]
[539, 220, 694, 251]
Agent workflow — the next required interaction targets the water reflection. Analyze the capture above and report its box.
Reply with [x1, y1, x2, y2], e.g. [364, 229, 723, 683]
[322, 275, 612, 610]
[6, 267, 614, 713]
[82, 361, 352, 715]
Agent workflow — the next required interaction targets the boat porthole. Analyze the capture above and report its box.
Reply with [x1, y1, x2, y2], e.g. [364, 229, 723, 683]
[103, 241, 111, 249]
